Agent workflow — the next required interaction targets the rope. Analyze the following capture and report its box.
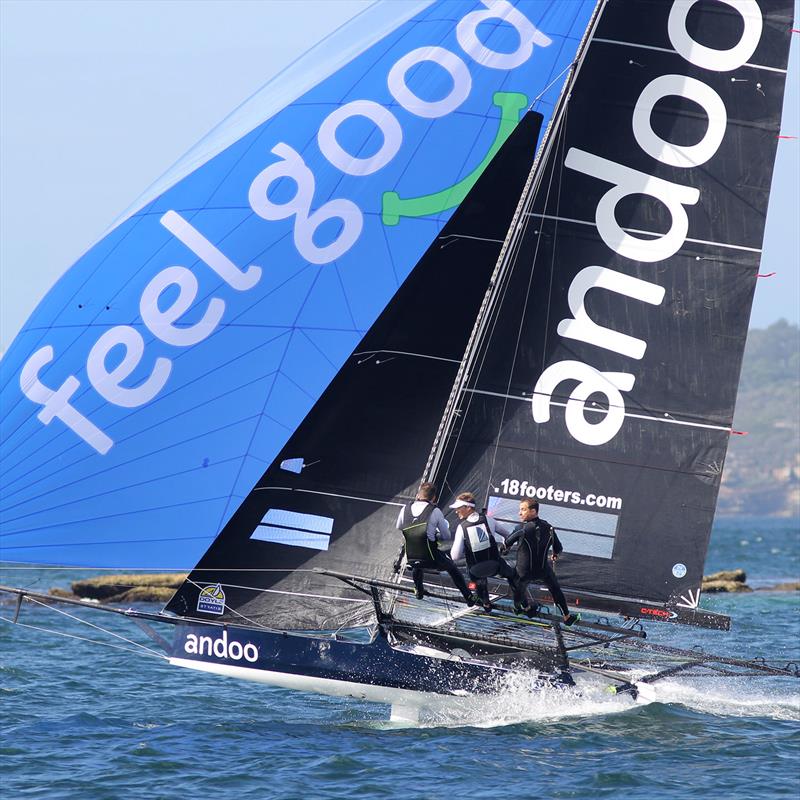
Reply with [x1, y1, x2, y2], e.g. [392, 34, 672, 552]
[25, 596, 167, 660]
[0, 566, 321, 572]
[0, 615, 167, 661]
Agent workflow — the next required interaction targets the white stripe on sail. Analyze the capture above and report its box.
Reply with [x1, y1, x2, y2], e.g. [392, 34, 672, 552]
[525, 212, 763, 253]
[464, 388, 732, 433]
[593, 38, 788, 73]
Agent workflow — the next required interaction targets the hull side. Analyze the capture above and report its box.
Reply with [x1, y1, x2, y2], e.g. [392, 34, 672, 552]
[168, 622, 548, 701]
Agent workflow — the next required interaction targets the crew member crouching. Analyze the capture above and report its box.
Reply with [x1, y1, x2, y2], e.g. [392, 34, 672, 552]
[449, 492, 517, 612]
[396, 482, 475, 604]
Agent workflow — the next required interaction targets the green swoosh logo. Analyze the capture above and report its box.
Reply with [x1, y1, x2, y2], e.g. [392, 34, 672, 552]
[381, 91, 529, 227]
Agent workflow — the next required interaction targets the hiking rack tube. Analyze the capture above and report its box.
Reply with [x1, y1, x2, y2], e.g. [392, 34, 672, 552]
[317, 569, 647, 639]
[624, 637, 800, 679]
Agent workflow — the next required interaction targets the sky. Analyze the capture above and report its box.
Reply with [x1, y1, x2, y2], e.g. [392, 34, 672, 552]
[1, 0, 798, 356]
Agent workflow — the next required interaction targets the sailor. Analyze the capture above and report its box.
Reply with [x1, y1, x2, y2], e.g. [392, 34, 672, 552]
[449, 492, 517, 612]
[504, 498, 578, 625]
[396, 482, 475, 604]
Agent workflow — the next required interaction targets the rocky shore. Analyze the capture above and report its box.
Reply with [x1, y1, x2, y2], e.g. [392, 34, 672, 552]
[47, 570, 800, 604]
[50, 573, 187, 603]
[702, 569, 800, 593]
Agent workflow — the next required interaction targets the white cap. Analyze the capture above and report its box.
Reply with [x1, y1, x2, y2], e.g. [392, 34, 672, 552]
[449, 499, 476, 510]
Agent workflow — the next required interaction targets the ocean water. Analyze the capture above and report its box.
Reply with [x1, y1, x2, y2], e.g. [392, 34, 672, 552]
[1, 517, 798, 800]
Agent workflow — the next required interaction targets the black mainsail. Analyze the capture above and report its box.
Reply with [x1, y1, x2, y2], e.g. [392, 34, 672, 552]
[430, 0, 793, 625]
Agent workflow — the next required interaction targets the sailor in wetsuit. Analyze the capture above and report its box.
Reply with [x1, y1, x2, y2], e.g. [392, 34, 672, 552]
[449, 492, 517, 612]
[396, 482, 475, 604]
[504, 498, 578, 625]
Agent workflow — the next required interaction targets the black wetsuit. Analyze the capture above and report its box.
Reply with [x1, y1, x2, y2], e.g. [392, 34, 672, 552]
[505, 517, 570, 617]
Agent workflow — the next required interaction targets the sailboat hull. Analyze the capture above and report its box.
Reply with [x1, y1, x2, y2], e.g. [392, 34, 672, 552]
[168, 622, 554, 704]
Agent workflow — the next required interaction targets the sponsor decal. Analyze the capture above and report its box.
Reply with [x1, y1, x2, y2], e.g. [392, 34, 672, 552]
[19, 0, 554, 455]
[676, 587, 701, 610]
[532, 1, 765, 446]
[498, 478, 622, 510]
[467, 523, 491, 552]
[639, 606, 677, 620]
[251, 508, 334, 551]
[197, 583, 226, 615]
[184, 630, 259, 663]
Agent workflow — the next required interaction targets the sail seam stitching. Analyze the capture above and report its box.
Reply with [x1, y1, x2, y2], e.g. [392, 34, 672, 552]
[526, 212, 763, 253]
[255, 487, 405, 507]
[351, 350, 460, 364]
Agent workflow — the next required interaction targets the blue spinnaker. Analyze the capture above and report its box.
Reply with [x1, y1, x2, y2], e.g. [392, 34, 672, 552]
[0, 1, 594, 568]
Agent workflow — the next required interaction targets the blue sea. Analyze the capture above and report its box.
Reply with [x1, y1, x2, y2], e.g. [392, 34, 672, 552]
[2, 517, 798, 800]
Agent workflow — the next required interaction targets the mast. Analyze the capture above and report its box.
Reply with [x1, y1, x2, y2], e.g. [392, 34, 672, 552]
[424, 0, 608, 486]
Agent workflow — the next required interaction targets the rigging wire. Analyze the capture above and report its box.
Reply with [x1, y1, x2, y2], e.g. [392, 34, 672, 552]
[180, 576, 368, 636]
[528, 60, 578, 112]
[0, 616, 167, 661]
[426, 0, 607, 495]
[25, 595, 168, 659]
[428, 125, 549, 489]
[436, 80, 568, 491]
[0, 566, 324, 572]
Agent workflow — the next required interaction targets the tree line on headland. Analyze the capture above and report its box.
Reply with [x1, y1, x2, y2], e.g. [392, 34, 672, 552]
[719, 320, 800, 517]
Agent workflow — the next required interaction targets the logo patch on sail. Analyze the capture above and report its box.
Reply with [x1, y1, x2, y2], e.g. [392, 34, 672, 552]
[197, 583, 226, 615]
[251, 509, 334, 551]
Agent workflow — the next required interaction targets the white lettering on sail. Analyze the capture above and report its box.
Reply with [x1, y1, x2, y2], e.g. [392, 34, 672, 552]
[317, 100, 403, 176]
[160, 210, 262, 291]
[87, 326, 172, 408]
[668, 0, 763, 72]
[140, 266, 225, 347]
[16, 0, 547, 452]
[565, 148, 700, 263]
[557, 266, 665, 360]
[20, 211, 263, 451]
[532, 361, 635, 447]
[388, 46, 472, 119]
[632, 75, 727, 168]
[534, 0, 767, 448]
[20, 346, 113, 454]
[249, 142, 363, 265]
[456, 0, 552, 70]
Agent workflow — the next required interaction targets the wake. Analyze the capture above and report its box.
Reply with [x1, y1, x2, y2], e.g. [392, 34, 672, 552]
[371, 671, 800, 729]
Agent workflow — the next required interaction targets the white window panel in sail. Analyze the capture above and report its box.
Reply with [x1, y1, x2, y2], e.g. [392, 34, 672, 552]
[250, 509, 334, 551]
[488, 497, 617, 559]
